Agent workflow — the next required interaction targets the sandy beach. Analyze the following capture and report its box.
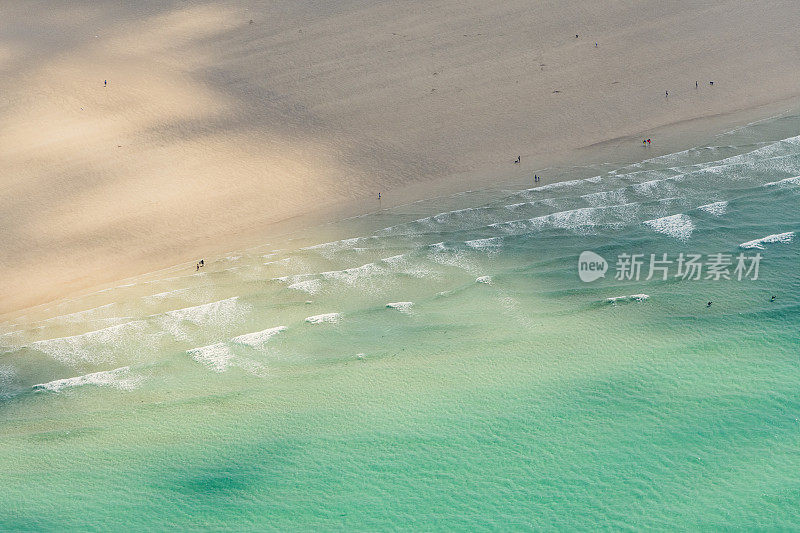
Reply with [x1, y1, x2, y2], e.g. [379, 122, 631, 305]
[2, 0, 800, 315]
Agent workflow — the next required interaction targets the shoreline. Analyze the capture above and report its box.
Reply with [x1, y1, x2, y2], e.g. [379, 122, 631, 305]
[5, 0, 800, 319]
[4, 95, 799, 322]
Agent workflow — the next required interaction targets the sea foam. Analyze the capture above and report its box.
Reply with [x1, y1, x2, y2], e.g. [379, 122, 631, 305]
[231, 326, 287, 348]
[157, 297, 249, 340]
[187, 343, 268, 376]
[606, 294, 650, 303]
[697, 201, 728, 216]
[305, 313, 341, 324]
[28, 321, 148, 366]
[288, 279, 322, 294]
[34, 366, 140, 392]
[386, 302, 413, 312]
[739, 232, 795, 249]
[643, 214, 694, 241]
[764, 175, 800, 188]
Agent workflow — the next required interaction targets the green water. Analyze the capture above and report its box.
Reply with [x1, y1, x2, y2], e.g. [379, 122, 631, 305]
[1, 114, 799, 530]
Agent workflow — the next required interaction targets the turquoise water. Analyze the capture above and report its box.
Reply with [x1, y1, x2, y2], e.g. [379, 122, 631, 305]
[1, 114, 799, 530]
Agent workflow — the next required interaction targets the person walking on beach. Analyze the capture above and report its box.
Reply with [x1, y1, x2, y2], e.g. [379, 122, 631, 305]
[647, 138, 651, 146]
[665, 90, 669, 97]
[514, 155, 520, 164]
[696, 80, 698, 88]
[104, 80, 107, 87]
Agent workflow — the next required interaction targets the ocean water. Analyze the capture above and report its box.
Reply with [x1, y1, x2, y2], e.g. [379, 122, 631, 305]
[1, 114, 799, 530]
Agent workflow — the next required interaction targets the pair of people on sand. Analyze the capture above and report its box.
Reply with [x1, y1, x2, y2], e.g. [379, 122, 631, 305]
[196, 259, 204, 271]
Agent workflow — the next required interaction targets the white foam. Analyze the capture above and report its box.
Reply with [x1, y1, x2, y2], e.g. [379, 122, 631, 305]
[264, 257, 291, 266]
[157, 297, 249, 340]
[381, 254, 435, 278]
[0, 365, 14, 388]
[764, 175, 800, 187]
[381, 254, 407, 264]
[490, 201, 647, 236]
[320, 262, 386, 285]
[0, 331, 24, 354]
[187, 343, 268, 376]
[378, 206, 497, 236]
[34, 366, 140, 392]
[28, 320, 148, 366]
[288, 279, 322, 294]
[231, 326, 287, 347]
[581, 189, 627, 207]
[697, 201, 728, 216]
[161, 297, 244, 324]
[427, 242, 477, 273]
[606, 294, 650, 303]
[187, 343, 234, 372]
[303, 237, 369, 258]
[386, 302, 413, 312]
[631, 177, 679, 197]
[739, 232, 795, 249]
[305, 313, 341, 324]
[524, 178, 585, 192]
[476, 276, 492, 284]
[643, 214, 694, 241]
[465, 237, 502, 250]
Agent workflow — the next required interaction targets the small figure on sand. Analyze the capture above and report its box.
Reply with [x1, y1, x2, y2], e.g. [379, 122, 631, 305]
[647, 138, 651, 145]
[595, 42, 598, 47]
[665, 90, 669, 97]
[534, 174, 539, 183]
[514, 155, 521, 164]
[199, 259, 204, 267]
[576, 34, 579, 38]
[104, 80, 107, 87]
[378, 192, 381, 200]
[709, 81, 714, 86]
[696, 80, 698, 88]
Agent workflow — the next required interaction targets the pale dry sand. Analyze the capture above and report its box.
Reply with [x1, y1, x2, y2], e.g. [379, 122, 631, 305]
[2, 0, 799, 315]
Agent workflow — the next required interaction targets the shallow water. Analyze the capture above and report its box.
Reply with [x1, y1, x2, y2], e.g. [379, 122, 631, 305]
[1, 114, 799, 530]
